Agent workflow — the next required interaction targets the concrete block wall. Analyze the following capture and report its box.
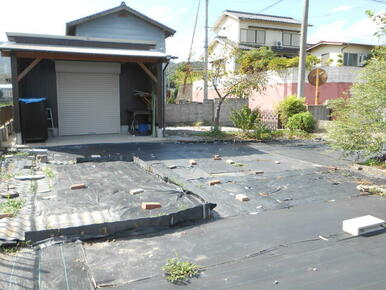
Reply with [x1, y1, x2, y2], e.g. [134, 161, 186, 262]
[165, 98, 248, 126]
[214, 98, 248, 126]
[165, 101, 213, 125]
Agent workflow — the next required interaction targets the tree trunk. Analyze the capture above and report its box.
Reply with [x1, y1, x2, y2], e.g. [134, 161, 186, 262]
[213, 98, 225, 131]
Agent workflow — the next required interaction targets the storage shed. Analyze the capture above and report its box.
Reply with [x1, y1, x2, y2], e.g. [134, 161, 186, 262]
[0, 2, 175, 143]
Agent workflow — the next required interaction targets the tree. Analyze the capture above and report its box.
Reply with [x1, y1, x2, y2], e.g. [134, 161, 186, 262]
[208, 46, 319, 131]
[209, 46, 265, 131]
[326, 11, 386, 159]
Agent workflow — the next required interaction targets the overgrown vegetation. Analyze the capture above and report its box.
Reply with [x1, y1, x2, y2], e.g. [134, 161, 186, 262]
[327, 46, 385, 158]
[236, 47, 320, 73]
[42, 167, 55, 178]
[326, 11, 385, 159]
[276, 95, 307, 126]
[161, 255, 201, 284]
[286, 112, 315, 133]
[230, 105, 262, 132]
[0, 198, 25, 216]
[360, 158, 386, 169]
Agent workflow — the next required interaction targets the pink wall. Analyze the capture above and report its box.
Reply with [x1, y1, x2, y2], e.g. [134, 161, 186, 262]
[192, 82, 352, 110]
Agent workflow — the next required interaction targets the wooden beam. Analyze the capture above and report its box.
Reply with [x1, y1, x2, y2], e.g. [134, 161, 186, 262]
[10, 54, 21, 136]
[137, 62, 158, 83]
[9, 51, 163, 63]
[17, 58, 42, 82]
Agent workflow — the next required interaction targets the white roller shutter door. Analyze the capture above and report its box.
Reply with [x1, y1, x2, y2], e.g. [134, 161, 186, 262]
[56, 61, 120, 136]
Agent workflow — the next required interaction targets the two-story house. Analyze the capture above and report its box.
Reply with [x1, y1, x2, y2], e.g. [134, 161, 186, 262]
[0, 2, 175, 143]
[307, 41, 374, 67]
[210, 10, 302, 71]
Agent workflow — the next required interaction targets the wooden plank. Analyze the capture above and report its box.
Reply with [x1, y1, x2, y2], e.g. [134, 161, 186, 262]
[10, 54, 21, 134]
[10, 51, 163, 63]
[17, 58, 42, 82]
[137, 62, 158, 83]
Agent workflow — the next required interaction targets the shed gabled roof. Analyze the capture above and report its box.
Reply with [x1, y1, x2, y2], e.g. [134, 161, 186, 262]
[66, 2, 176, 38]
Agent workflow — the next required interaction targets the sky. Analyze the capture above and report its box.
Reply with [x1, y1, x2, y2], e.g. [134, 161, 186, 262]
[0, 0, 385, 61]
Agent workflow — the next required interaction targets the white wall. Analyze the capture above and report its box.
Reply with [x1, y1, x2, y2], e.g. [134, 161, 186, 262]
[216, 17, 301, 48]
[209, 41, 236, 72]
[217, 17, 240, 43]
[309, 45, 372, 66]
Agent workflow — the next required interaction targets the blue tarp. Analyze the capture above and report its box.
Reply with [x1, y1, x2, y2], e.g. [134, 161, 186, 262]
[19, 98, 46, 104]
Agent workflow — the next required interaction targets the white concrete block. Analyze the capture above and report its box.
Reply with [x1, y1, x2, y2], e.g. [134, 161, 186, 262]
[342, 215, 385, 236]
[130, 188, 144, 195]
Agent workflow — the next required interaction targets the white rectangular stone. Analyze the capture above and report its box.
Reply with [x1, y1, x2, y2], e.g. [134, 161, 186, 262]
[235, 194, 250, 202]
[130, 188, 144, 195]
[342, 215, 385, 236]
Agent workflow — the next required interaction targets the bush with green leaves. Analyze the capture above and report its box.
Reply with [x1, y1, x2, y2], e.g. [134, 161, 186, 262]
[252, 123, 273, 140]
[277, 96, 307, 126]
[161, 256, 201, 284]
[230, 105, 262, 131]
[327, 47, 386, 158]
[286, 112, 315, 133]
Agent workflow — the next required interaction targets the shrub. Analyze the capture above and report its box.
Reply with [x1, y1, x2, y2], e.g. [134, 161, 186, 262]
[286, 112, 315, 132]
[252, 123, 273, 140]
[230, 105, 262, 131]
[277, 96, 307, 126]
[327, 45, 386, 158]
[161, 255, 201, 284]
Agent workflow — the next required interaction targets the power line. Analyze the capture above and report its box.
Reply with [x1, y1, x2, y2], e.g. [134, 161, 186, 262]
[258, 0, 285, 13]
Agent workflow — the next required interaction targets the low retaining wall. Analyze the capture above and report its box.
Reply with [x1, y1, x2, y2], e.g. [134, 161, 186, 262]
[165, 99, 248, 126]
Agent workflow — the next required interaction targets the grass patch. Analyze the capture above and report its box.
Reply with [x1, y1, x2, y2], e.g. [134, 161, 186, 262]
[14, 151, 29, 157]
[0, 198, 25, 216]
[197, 128, 237, 140]
[42, 167, 55, 178]
[161, 254, 201, 284]
[359, 158, 386, 169]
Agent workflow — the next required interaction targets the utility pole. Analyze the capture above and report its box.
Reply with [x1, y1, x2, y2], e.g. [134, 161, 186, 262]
[203, 0, 209, 101]
[296, 0, 309, 98]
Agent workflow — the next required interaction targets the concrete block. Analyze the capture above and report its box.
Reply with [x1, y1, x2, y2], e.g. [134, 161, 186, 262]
[236, 194, 249, 202]
[71, 184, 87, 190]
[208, 180, 221, 186]
[342, 215, 385, 236]
[189, 160, 197, 165]
[226, 159, 235, 164]
[168, 165, 177, 169]
[142, 202, 161, 210]
[37, 155, 48, 163]
[275, 161, 281, 164]
[130, 188, 144, 195]
[30, 149, 48, 154]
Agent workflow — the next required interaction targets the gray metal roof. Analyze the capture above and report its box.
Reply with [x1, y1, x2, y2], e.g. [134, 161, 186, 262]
[0, 42, 171, 59]
[6, 32, 157, 46]
[66, 2, 176, 38]
[224, 10, 302, 25]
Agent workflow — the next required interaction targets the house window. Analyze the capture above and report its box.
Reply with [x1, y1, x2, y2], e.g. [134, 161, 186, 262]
[343, 53, 359, 66]
[321, 53, 330, 64]
[282, 32, 300, 47]
[240, 29, 265, 44]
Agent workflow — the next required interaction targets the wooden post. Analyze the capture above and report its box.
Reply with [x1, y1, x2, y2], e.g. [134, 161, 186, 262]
[315, 68, 320, 105]
[156, 63, 163, 130]
[10, 53, 22, 144]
